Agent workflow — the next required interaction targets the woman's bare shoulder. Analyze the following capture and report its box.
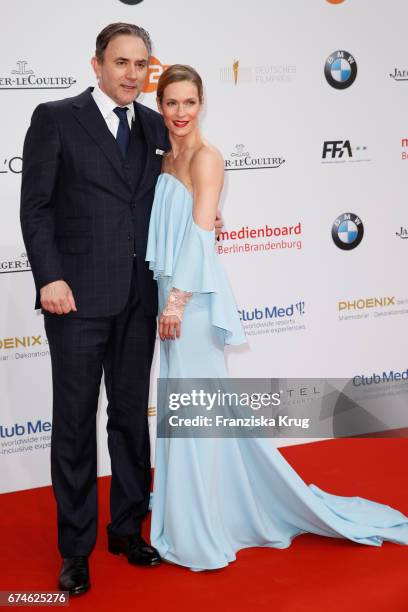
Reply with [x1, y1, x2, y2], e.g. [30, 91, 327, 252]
[190, 141, 224, 180]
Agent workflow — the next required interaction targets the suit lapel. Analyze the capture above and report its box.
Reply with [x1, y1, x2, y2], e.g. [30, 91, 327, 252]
[71, 88, 128, 185]
[134, 101, 161, 200]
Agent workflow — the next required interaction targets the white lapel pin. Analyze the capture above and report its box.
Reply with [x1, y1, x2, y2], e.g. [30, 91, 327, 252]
[155, 148, 165, 156]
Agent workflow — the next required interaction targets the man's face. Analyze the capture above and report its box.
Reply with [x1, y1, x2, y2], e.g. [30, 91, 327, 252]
[91, 34, 149, 106]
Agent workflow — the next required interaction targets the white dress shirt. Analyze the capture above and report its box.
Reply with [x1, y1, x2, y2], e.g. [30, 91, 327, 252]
[91, 84, 134, 137]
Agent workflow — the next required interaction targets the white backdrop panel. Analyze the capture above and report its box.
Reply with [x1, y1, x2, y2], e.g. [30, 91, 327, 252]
[1, 0, 407, 493]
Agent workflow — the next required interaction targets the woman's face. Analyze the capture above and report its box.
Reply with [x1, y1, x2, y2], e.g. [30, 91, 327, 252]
[159, 80, 202, 137]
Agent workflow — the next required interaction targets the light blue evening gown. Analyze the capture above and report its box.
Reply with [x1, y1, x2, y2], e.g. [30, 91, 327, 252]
[146, 172, 408, 570]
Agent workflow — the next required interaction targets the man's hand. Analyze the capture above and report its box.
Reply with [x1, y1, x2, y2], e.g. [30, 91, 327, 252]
[40, 280, 77, 315]
[214, 208, 224, 240]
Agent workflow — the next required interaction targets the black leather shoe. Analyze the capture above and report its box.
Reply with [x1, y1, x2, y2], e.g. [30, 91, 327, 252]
[108, 533, 161, 566]
[58, 556, 90, 596]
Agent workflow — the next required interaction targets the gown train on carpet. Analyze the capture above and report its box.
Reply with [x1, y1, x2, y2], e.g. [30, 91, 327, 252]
[146, 173, 408, 570]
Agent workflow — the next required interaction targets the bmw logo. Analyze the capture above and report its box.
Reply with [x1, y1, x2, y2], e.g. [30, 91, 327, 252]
[325, 50, 357, 89]
[332, 213, 364, 250]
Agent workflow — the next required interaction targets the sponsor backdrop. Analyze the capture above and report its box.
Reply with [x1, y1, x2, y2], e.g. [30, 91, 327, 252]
[1, 0, 407, 493]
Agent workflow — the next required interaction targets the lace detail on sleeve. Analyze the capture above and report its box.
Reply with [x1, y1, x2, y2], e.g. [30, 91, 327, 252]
[162, 287, 193, 321]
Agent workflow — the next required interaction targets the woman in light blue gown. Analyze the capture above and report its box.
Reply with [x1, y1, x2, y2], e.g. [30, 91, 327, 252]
[146, 65, 408, 571]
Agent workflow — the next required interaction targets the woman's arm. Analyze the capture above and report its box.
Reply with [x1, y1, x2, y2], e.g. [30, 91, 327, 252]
[159, 146, 224, 340]
[190, 147, 224, 230]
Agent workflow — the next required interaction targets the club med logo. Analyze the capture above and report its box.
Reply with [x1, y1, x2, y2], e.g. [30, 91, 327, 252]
[239, 301, 305, 322]
[0, 155, 22, 174]
[353, 369, 408, 386]
[142, 56, 170, 93]
[225, 145, 285, 171]
[396, 226, 408, 239]
[331, 213, 364, 250]
[322, 140, 370, 163]
[324, 50, 357, 89]
[0, 420, 52, 439]
[0, 61, 76, 90]
[389, 68, 408, 82]
[220, 59, 296, 85]
[338, 296, 395, 312]
[217, 222, 302, 255]
[0, 253, 31, 274]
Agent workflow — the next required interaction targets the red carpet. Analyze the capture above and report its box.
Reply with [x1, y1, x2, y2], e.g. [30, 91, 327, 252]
[1, 439, 407, 611]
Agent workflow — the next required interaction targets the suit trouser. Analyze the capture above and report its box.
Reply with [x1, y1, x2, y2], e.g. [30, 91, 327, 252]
[44, 265, 156, 557]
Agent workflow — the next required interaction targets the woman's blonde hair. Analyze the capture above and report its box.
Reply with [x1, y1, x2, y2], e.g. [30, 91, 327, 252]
[156, 64, 203, 104]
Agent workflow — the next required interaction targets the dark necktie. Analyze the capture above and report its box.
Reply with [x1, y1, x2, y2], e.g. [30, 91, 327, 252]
[113, 106, 130, 157]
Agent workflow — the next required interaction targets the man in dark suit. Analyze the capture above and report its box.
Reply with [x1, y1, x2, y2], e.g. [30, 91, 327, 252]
[20, 23, 167, 595]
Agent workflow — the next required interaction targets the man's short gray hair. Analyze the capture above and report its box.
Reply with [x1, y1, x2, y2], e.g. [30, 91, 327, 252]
[95, 22, 152, 60]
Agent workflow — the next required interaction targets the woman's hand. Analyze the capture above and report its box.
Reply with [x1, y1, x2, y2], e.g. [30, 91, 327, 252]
[159, 313, 181, 340]
[160, 288, 192, 339]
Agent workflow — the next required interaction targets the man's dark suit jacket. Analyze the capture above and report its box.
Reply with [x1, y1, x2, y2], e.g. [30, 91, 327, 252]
[20, 87, 168, 318]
